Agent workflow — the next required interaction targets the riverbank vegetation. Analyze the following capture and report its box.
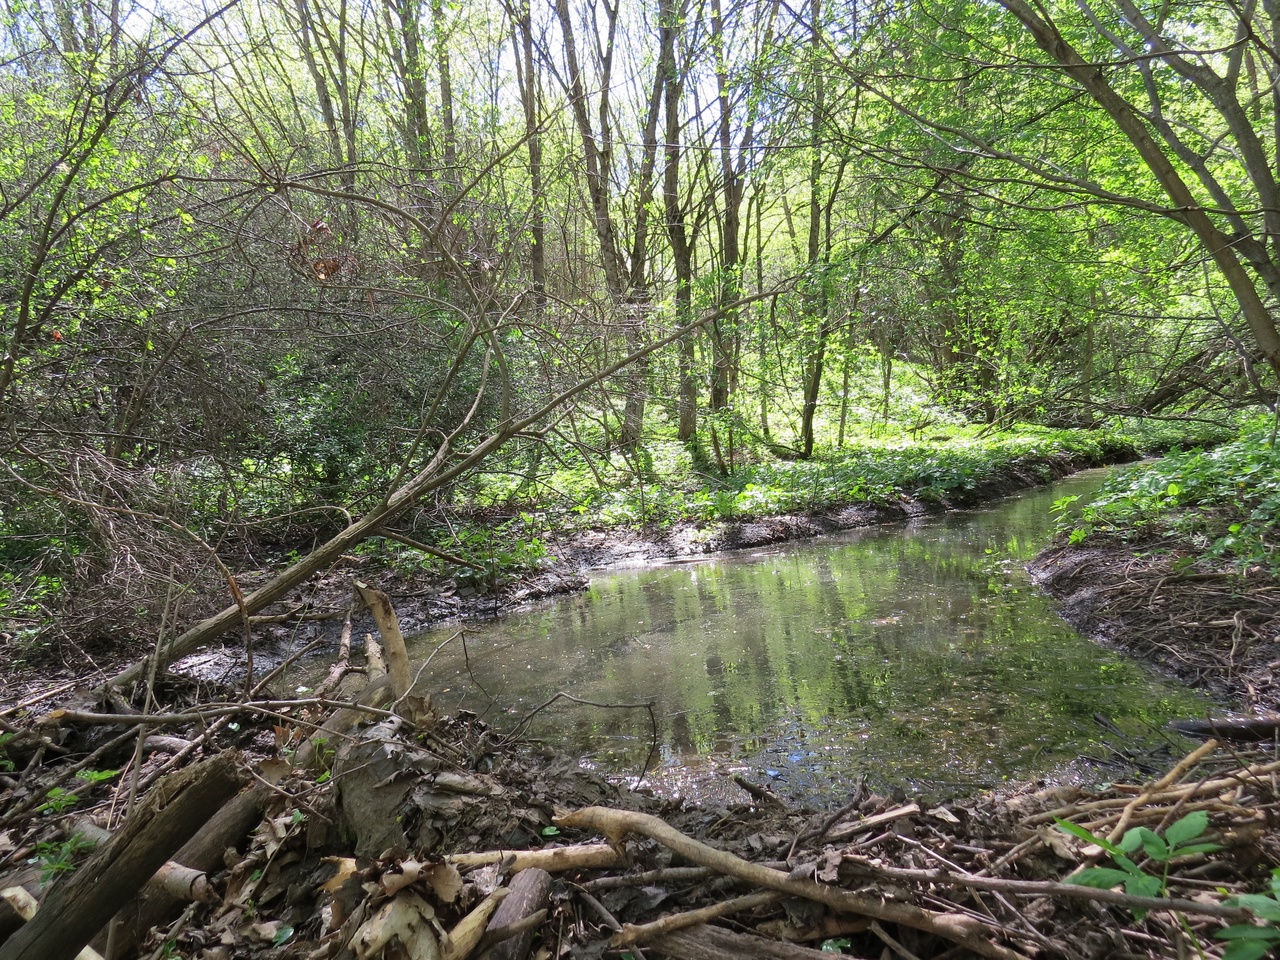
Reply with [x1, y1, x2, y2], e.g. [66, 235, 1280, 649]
[3, 0, 1279, 667]
[1033, 416, 1280, 717]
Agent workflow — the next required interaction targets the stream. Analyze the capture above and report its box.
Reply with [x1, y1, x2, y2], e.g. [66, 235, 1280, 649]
[394, 471, 1217, 803]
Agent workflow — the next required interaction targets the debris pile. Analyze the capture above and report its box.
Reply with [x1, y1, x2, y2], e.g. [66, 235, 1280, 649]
[4, 581, 1280, 960]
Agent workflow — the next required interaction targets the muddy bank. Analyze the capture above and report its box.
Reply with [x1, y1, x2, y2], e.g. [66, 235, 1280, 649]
[542, 450, 1098, 571]
[1030, 537, 1280, 714]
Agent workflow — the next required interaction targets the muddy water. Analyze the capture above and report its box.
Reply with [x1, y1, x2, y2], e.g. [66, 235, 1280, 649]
[406, 471, 1214, 801]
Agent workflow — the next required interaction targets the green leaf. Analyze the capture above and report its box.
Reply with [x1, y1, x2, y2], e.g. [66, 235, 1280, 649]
[1124, 873, 1164, 900]
[1137, 830, 1170, 861]
[1064, 868, 1131, 889]
[540, 826, 561, 837]
[1220, 941, 1275, 960]
[1164, 811, 1209, 847]
[1215, 925, 1280, 942]
[271, 924, 294, 946]
[1224, 894, 1280, 923]
[1118, 827, 1147, 854]
[1171, 842, 1223, 856]
[1055, 818, 1122, 856]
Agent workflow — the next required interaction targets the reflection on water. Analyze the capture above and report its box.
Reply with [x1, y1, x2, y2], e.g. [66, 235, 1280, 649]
[401, 471, 1214, 800]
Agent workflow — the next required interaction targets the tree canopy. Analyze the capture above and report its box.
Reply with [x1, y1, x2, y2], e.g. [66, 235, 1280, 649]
[2, 0, 1276, 641]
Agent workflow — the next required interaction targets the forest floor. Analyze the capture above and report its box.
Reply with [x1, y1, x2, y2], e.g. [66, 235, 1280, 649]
[5, 452, 1280, 960]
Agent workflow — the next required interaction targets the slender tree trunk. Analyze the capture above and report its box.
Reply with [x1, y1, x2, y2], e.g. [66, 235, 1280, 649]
[660, 0, 695, 441]
[431, 0, 457, 185]
[513, 0, 545, 310]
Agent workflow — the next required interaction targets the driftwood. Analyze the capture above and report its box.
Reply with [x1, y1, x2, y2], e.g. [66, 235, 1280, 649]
[448, 844, 626, 874]
[0, 751, 242, 960]
[554, 806, 1024, 960]
[482, 867, 551, 960]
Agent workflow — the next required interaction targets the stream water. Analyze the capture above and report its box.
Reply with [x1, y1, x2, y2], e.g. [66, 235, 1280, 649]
[399, 471, 1216, 802]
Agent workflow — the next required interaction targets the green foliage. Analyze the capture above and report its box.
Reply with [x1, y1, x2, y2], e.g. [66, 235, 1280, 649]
[1217, 870, 1280, 960]
[37, 787, 80, 815]
[1058, 416, 1280, 571]
[469, 422, 1183, 534]
[1056, 812, 1222, 918]
[30, 834, 96, 884]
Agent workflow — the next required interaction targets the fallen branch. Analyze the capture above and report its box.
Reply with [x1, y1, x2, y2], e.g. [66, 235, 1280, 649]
[615, 890, 782, 946]
[837, 857, 1251, 921]
[650, 921, 873, 960]
[0, 751, 242, 960]
[448, 843, 626, 874]
[554, 806, 1026, 960]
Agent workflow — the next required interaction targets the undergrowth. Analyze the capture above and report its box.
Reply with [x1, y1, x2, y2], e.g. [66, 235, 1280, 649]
[1054, 413, 1279, 573]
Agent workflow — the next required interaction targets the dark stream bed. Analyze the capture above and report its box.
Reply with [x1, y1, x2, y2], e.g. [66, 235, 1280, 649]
[371, 471, 1219, 803]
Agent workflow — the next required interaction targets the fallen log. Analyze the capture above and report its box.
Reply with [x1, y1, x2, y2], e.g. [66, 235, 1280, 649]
[482, 867, 551, 960]
[100, 783, 269, 960]
[554, 806, 1025, 960]
[0, 751, 242, 960]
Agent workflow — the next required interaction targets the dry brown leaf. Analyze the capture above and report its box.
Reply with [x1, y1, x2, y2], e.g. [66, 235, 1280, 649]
[322, 857, 362, 893]
[423, 862, 464, 903]
[351, 891, 443, 960]
[382, 859, 424, 896]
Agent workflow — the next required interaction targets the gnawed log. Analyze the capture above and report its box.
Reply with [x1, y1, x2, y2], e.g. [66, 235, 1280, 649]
[355, 582, 412, 698]
[0, 751, 242, 960]
[448, 844, 625, 874]
[443, 887, 509, 960]
[481, 867, 551, 960]
[100, 783, 269, 960]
